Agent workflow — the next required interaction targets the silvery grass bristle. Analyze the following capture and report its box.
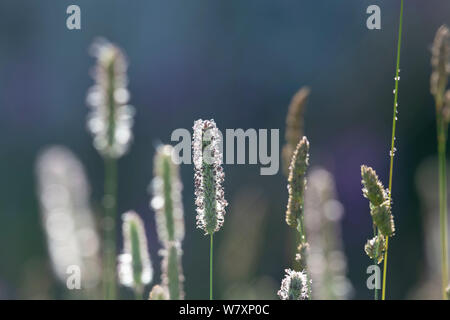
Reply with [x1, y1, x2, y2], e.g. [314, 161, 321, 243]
[304, 167, 353, 299]
[160, 241, 185, 300]
[149, 285, 169, 300]
[36, 146, 101, 295]
[277, 269, 311, 300]
[151, 144, 185, 245]
[431, 25, 450, 299]
[86, 38, 135, 299]
[192, 119, 228, 300]
[282, 87, 310, 176]
[118, 211, 153, 299]
[150, 144, 185, 299]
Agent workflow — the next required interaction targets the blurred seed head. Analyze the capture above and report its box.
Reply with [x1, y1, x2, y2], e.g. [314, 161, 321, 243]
[304, 167, 353, 299]
[118, 211, 152, 290]
[150, 144, 185, 245]
[36, 146, 101, 289]
[149, 285, 169, 300]
[192, 119, 228, 235]
[277, 269, 310, 300]
[87, 38, 134, 158]
[160, 241, 184, 299]
[282, 87, 310, 176]
[431, 25, 450, 109]
[286, 136, 309, 229]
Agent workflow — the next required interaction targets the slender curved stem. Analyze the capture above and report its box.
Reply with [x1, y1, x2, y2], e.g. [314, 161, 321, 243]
[210, 234, 214, 300]
[383, 0, 404, 300]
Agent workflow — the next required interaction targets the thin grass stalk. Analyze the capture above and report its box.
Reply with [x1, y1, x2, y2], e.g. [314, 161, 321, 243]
[382, 0, 404, 300]
[437, 111, 449, 299]
[103, 156, 117, 299]
[210, 234, 213, 300]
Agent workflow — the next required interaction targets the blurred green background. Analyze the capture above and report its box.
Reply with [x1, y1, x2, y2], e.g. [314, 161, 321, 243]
[0, 0, 449, 299]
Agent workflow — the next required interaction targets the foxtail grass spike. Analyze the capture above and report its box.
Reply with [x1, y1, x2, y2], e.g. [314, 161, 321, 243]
[118, 211, 153, 298]
[278, 269, 311, 300]
[36, 146, 101, 292]
[87, 38, 135, 158]
[286, 136, 310, 229]
[151, 144, 185, 245]
[431, 25, 450, 300]
[149, 285, 169, 300]
[160, 241, 185, 300]
[282, 87, 310, 176]
[192, 119, 228, 235]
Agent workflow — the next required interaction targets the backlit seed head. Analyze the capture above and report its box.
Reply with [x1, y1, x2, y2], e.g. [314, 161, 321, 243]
[286, 137, 310, 228]
[151, 145, 185, 245]
[431, 25, 450, 107]
[36, 146, 101, 288]
[192, 119, 228, 235]
[87, 38, 134, 158]
[160, 241, 184, 300]
[361, 165, 387, 206]
[282, 87, 310, 176]
[371, 201, 396, 237]
[118, 211, 153, 290]
[278, 269, 311, 300]
[364, 235, 386, 264]
[149, 285, 169, 300]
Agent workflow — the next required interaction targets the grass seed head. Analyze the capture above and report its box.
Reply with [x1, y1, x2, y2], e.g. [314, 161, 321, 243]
[361, 165, 386, 206]
[118, 211, 153, 291]
[151, 145, 185, 245]
[286, 136, 310, 228]
[160, 241, 184, 300]
[364, 235, 386, 264]
[371, 201, 396, 237]
[36, 146, 101, 288]
[149, 285, 169, 300]
[282, 87, 310, 175]
[431, 25, 450, 109]
[278, 269, 311, 300]
[87, 38, 135, 158]
[192, 119, 228, 235]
